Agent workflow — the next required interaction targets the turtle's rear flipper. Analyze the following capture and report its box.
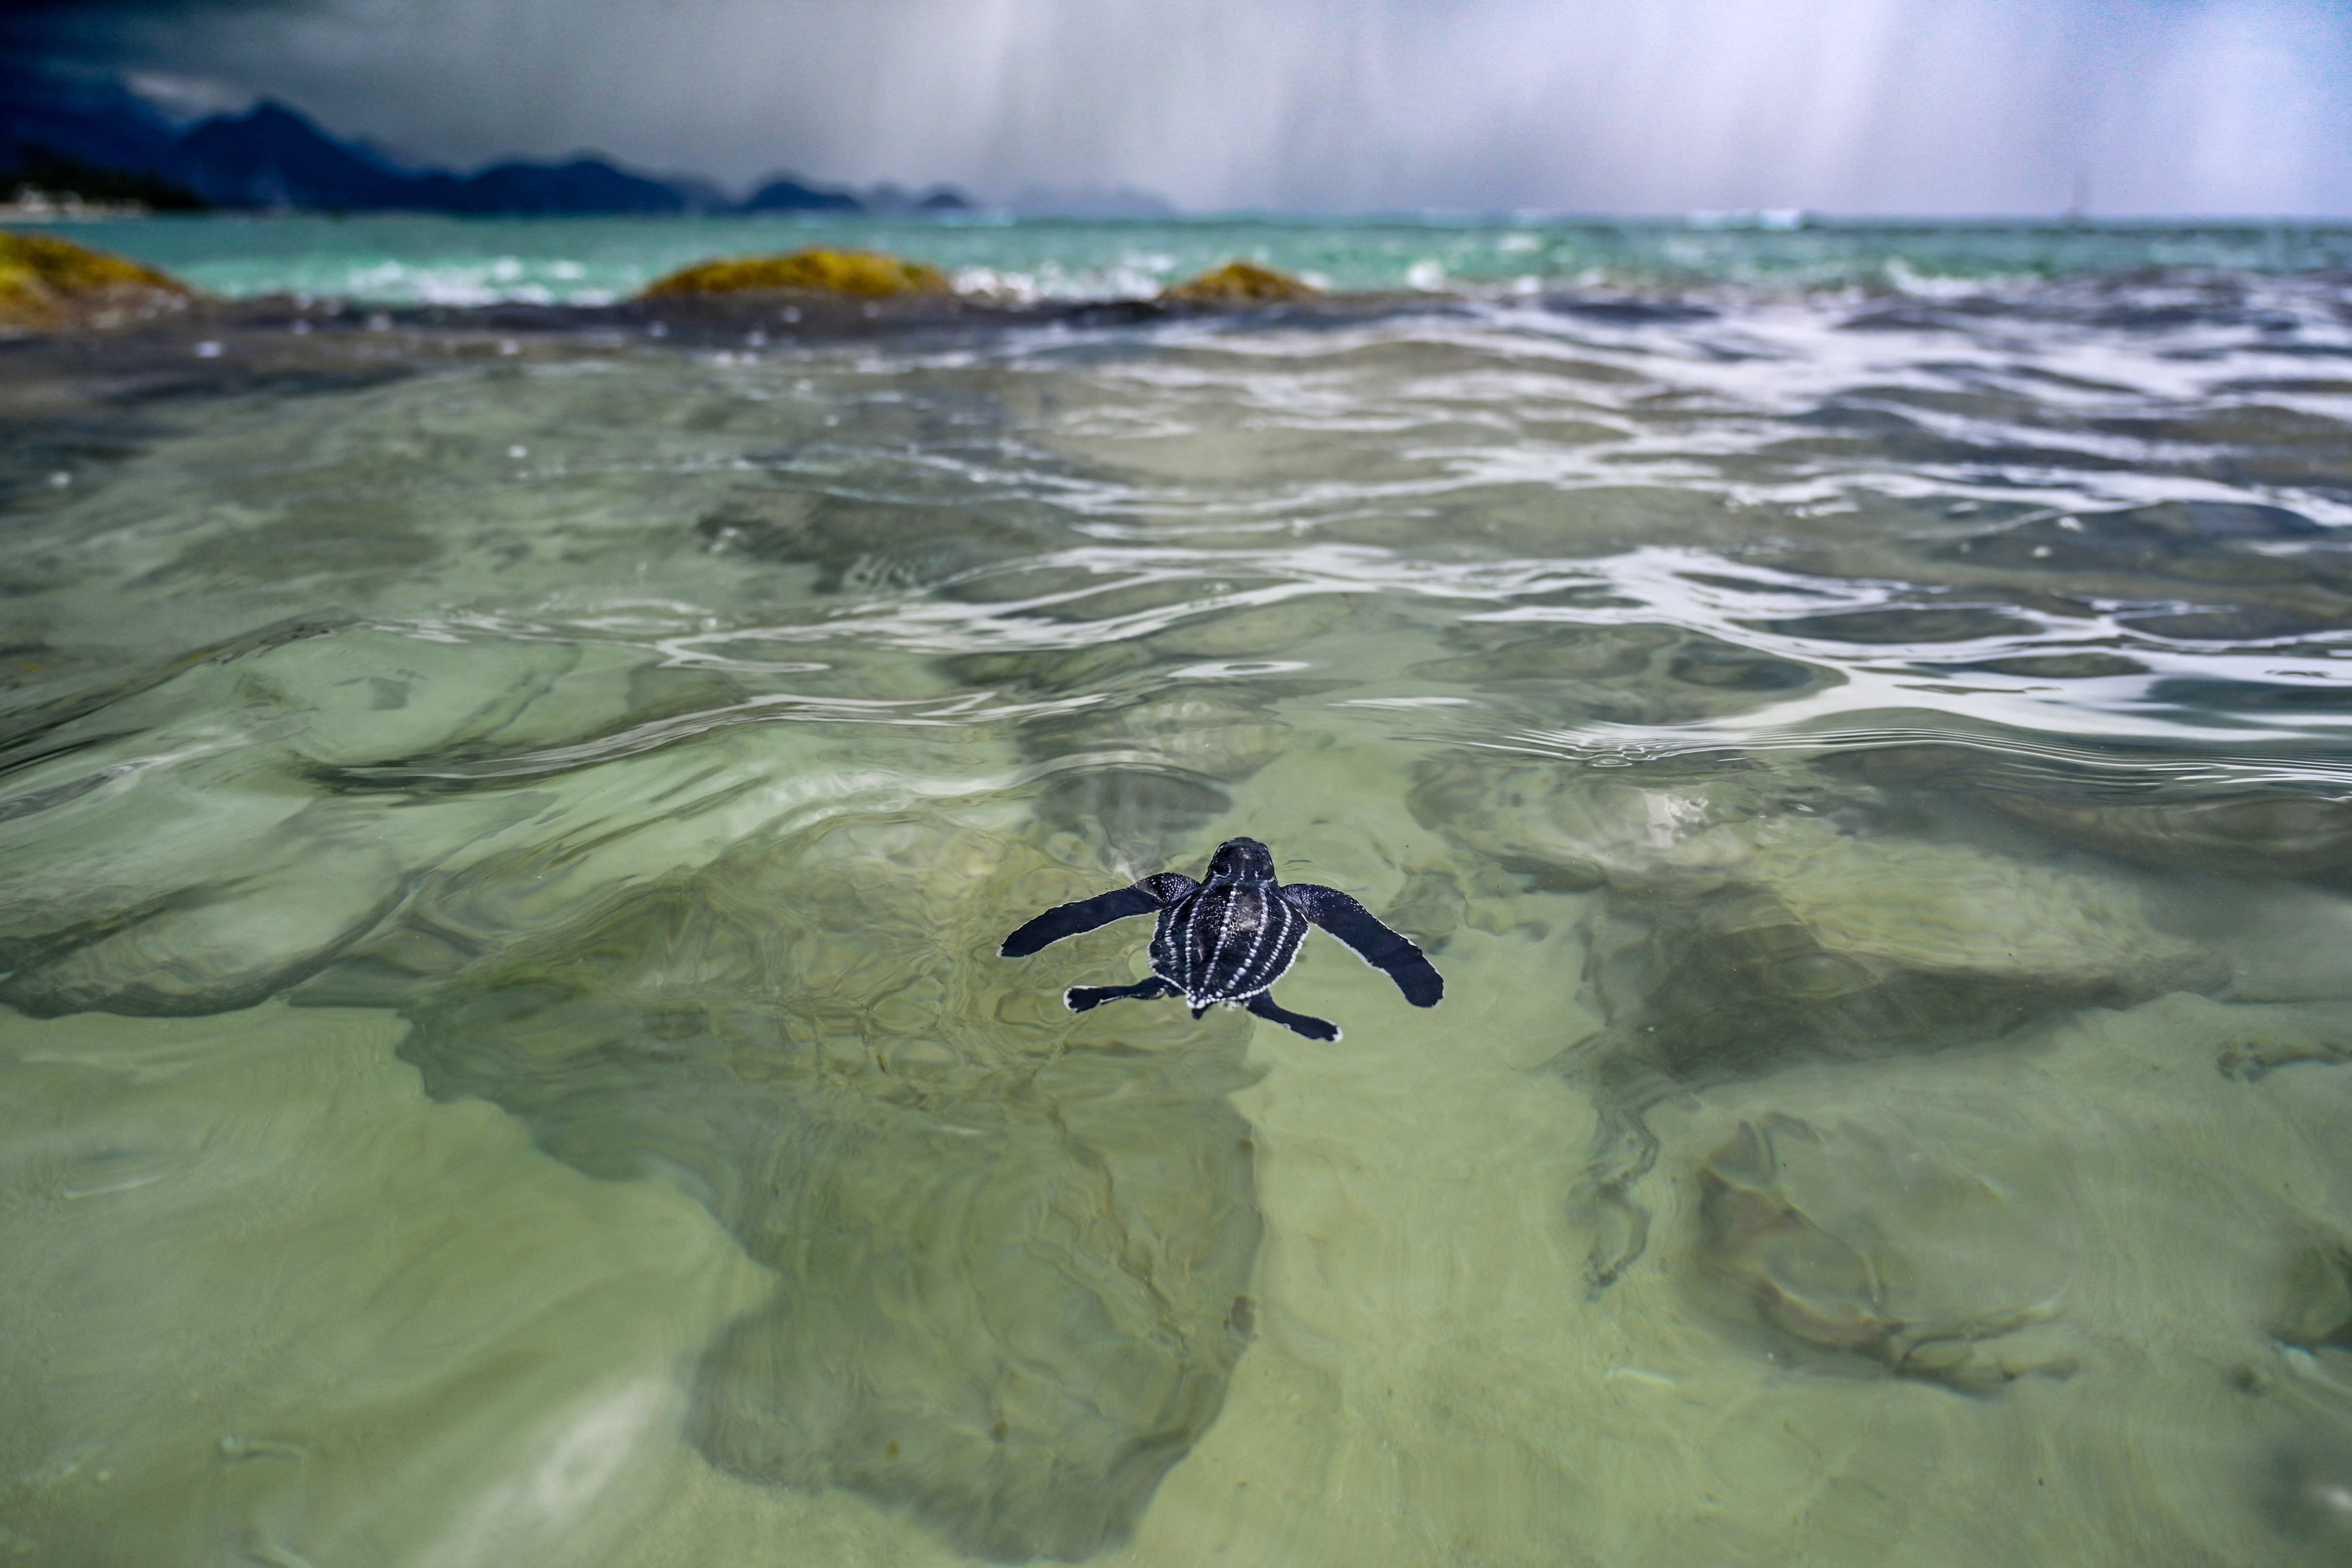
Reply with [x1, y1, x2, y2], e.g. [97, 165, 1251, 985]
[1065, 976, 1180, 1012]
[1245, 990, 1341, 1042]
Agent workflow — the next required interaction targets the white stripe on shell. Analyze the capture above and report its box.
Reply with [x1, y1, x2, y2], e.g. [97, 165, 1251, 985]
[1205, 889, 1237, 1005]
[1270, 898, 1301, 990]
[1179, 888, 1211, 1001]
[1234, 891, 1274, 996]
[1157, 885, 1317, 1007]
[1176, 895, 1197, 990]
[1242, 893, 1298, 992]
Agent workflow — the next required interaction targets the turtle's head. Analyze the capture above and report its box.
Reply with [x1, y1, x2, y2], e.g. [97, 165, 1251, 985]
[1205, 837, 1277, 888]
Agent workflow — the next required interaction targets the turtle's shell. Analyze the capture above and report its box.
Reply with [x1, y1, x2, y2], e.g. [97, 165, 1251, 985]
[1149, 884, 1309, 1006]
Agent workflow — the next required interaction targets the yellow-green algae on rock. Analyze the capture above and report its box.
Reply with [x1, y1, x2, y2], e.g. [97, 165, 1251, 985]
[640, 247, 952, 298]
[1159, 259, 1321, 305]
[0, 228, 191, 331]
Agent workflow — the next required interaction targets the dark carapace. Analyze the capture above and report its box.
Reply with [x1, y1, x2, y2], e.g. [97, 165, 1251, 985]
[999, 837, 1443, 1041]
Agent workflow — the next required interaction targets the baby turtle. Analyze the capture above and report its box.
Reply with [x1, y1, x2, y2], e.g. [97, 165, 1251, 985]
[999, 836, 1443, 1040]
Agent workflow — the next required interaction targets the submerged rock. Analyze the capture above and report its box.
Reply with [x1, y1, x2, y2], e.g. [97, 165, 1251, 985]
[1826, 742, 2352, 886]
[1581, 861, 2175, 1084]
[1032, 767, 1231, 874]
[0, 229, 192, 332]
[1935, 500, 2331, 585]
[1021, 686, 1298, 782]
[0, 823, 413, 1017]
[696, 489, 1049, 594]
[641, 247, 952, 298]
[0, 624, 569, 1015]
[2240, 1326, 2352, 1557]
[1011, 684, 1309, 873]
[395, 812, 1263, 1562]
[0, 621, 807, 1016]
[2276, 1246, 2352, 1353]
[1973, 788, 2352, 884]
[1566, 819, 2202, 1285]
[1410, 622, 1839, 728]
[1926, 500, 2352, 648]
[1417, 758, 2207, 1065]
[1690, 1119, 2079, 1393]
[1160, 260, 1320, 306]
[1412, 755, 2210, 1284]
[2262, 1422, 2352, 1556]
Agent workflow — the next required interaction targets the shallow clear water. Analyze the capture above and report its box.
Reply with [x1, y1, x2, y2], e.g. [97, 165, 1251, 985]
[6, 237, 2352, 1564]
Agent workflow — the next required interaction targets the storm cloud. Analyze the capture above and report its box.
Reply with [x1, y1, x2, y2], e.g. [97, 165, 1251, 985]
[21, 0, 2352, 214]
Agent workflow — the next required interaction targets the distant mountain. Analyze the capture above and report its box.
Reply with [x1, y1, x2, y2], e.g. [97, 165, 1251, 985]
[0, 71, 982, 219]
[173, 101, 419, 209]
[742, 173, 861, 213]
[163, 101, 699, 215]
[449, 158, 687, 216]
[0, 67, 188, 191]
[858, 181, 974, 215]
[742, 175, 973, 215]
[1005, 183, 1179, 219]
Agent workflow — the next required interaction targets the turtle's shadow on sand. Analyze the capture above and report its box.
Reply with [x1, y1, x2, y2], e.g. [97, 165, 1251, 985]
[381, 814, 1263, 1564]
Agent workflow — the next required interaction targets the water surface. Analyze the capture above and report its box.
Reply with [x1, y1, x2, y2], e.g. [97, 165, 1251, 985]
[42, 210, 2352, 302]
[5, 231, 2352, 1564]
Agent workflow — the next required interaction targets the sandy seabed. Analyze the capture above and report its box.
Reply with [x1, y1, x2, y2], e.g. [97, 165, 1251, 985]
[9, 848, 2352, 1566]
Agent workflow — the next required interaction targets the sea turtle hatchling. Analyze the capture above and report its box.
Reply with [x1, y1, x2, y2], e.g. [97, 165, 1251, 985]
[999, 837, 1443, 1040]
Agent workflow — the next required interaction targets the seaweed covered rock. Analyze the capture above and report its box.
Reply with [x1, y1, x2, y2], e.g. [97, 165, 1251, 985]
[0, 228, 192, 332]
[640, 246, 951, 298]
[1160, 260, 1320, 306]
[394, 813, 1264, 1562]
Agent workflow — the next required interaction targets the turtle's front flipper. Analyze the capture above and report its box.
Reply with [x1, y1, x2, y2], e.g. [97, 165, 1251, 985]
[1001, 880, 1180, 957]
[1065, 976, 1180, 1013]
[1280, 884, 1444, 1007]
[1245, 990, 1341, 1042]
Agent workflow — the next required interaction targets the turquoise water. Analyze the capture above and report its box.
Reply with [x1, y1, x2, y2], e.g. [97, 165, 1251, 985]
[35, 211, 2352, 303]
[4, 223, 2352, 1564]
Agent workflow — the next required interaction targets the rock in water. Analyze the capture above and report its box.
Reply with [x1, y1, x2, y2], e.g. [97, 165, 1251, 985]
[1973, 787, 2352, 883]
[1410, 755, 2212, 1287]
[395, 814, 1262, 1562]
[1691, 1119, 2079, 1393]
[640, 247, 952, 297]
[696, 490, 1049, 593]
[0, 229, 192, 332]
[1159, 260, 1320, 306]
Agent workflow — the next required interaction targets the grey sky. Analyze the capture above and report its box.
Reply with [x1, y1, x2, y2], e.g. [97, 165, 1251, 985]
[74, 0, 2352, 213]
